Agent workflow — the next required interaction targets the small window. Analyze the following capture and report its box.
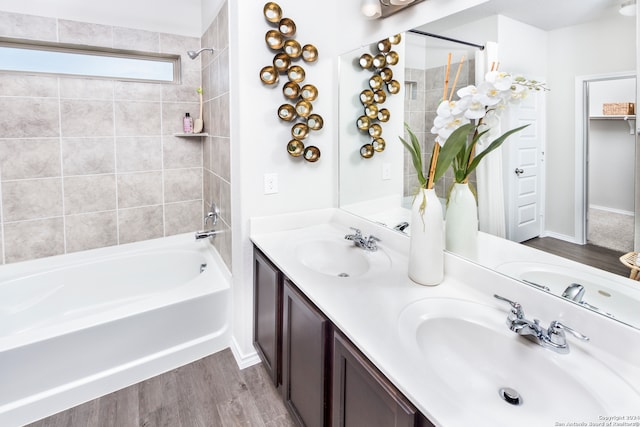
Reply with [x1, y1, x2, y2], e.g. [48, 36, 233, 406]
[0, 37, 180, 84]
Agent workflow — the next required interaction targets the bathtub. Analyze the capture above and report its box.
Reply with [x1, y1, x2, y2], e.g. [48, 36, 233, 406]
[0, 233, 230, 426]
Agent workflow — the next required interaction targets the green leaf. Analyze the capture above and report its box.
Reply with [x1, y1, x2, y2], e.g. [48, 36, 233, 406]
[466, 124, 529, 173]
[399, 124, 427, 187]
[433, 123, 473, 183]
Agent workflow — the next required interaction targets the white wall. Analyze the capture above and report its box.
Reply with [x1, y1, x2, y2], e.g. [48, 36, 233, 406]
[546, 14, 635, 238]
[0, 0, 205, 37]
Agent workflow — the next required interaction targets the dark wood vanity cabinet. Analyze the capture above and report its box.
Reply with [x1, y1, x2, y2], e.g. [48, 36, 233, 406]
[332, 332, 431, 427]
[253, 248, 283, 386]
[252, 246, 435, 427]
[282, 279, 331, 427]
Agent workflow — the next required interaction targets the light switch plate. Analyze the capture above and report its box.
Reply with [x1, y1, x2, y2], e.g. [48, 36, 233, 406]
[264, 173, 278, 194]
[382, 162, 391, 180]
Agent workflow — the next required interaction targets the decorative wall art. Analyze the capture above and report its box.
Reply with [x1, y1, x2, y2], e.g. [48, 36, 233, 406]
[355, 34, 402, 158]
[260, 2, 323, 163]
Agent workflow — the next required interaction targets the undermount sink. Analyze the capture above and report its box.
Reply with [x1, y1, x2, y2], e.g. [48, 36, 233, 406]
[397, 298, 640, 425]
[295, 239, 391, 278]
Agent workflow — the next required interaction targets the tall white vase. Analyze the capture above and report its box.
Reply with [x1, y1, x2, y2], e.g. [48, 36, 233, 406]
[445, 182, 478, 260]
[408, 188, 444, 286]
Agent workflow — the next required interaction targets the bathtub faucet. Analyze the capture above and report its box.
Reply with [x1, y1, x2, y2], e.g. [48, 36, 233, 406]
[195, 229, 220, 240]
[196, 203, 221, 240]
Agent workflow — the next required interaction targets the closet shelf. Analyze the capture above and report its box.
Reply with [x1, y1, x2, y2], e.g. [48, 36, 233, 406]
[589, 115, 635, 120]
[589, 115, 636, 134]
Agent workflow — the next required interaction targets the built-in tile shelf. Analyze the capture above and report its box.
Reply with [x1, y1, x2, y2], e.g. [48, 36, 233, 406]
[590, 115, 636, 134]
[174, 133, 210, 137]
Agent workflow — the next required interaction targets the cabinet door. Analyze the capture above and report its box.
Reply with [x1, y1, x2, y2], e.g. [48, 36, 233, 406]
[282, 279, 330, 427]
[332, 332, 423, 427]
[253, 248, 283, 386]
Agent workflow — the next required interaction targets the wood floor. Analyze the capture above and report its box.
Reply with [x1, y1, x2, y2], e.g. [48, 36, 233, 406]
[26, 349, 294, 427]
[522, 236, 631, 278]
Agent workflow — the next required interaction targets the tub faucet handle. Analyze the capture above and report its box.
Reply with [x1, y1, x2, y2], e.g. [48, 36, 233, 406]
[204, 203, 220, 226]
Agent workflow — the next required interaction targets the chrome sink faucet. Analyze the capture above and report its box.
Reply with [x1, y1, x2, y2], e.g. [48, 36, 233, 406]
[344, 227, 380, 252]
[562, 283, 585, 302]
[494, 294, 589, 354]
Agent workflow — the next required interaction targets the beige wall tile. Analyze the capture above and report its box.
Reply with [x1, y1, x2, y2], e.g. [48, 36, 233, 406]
[2, 178, 63, 222]
[113, 27, 160, 52]
[0, 11, 57, 41]
[4, 218, 64, 263]
[165, 200, 202, 236]
[0, 74, 58, 97]
[65, 211, 117, 253]
[163, 135, 202, 169]
[161, 102, 200, 135]
[62, 137, 115, 175]
[212, 136, 231, 182]
[118, 205, 164, 244]
[216, 3, 229, 50]
[116, 137, 162, 172]
[217, 92, 230, 137]
[219, 178, 231, 227]
[114, 101, 161, 136]
[0, 98, 60, 138]
[160, 33, 201, 75]
[203, 137, 213, 171]
[58, 19, 113, 47]
[64, 174, 116, 214]
[218, 49, 230, 94]
[162, 69, 201, 102]
[0, 138, 61, 180]
[60, 100, 114, 137]
[164, 167, 202, 203]
[59, 78, 114, 100]
[212, 220, 232, 269]
[0, 11, 224, 264]
[114, 81, 162, 101]
[203, 169, 213, 205]
[117, 171, 163, 208]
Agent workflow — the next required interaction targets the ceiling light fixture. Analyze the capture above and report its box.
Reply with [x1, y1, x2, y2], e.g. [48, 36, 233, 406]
[361, 0, 382, 19]
[360, 0, 382, 19]
[389, 0, 416, 5]
[619, 0, 636, 16]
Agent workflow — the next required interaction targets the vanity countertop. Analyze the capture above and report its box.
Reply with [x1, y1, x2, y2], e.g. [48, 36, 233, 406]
[250, 208, 640, 427]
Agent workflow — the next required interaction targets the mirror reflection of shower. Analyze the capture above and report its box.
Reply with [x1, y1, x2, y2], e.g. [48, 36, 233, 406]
[187, 48, 214, 59]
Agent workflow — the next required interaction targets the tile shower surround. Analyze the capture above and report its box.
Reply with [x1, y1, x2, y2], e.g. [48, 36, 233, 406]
[0, 7, 232, 269]
[403, 61, 475, 198]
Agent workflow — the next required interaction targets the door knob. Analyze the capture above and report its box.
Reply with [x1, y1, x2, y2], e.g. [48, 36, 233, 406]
[514, 168, 524, 176]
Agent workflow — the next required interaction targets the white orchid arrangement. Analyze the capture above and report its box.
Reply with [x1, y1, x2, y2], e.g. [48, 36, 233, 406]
[431, 68, 548, 184]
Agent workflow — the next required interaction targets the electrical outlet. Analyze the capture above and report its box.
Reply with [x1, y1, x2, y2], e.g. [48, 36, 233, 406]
[264, 173, 278, 194]
[382, 162, 391, 180]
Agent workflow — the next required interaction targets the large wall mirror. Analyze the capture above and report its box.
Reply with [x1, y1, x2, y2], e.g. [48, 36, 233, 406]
[338, 0, 640, 329]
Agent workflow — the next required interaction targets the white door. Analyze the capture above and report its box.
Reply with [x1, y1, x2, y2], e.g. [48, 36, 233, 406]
[505, 91, 545, 242]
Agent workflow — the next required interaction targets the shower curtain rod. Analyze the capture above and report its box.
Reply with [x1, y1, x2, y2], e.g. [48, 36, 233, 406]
[408, 29, 485, 50]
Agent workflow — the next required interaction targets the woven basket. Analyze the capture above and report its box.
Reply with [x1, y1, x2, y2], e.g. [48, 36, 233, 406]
[603, 102, 635, 115]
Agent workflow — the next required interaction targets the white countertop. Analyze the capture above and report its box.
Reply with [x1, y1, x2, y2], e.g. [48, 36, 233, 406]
[250, 208, 640, 427]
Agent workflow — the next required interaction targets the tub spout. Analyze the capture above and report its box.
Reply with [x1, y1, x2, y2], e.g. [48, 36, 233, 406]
[195, 229, 220, 240]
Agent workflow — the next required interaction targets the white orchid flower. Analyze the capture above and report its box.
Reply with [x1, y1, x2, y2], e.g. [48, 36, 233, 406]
[476, 81, 503, 107]
[508, 84, 529, 103]
[431, 100, 469, 146]
[485, 71, 513, 91]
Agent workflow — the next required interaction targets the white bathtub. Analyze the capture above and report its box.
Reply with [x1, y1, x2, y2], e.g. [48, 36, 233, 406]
[0, 233, 231, 426]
